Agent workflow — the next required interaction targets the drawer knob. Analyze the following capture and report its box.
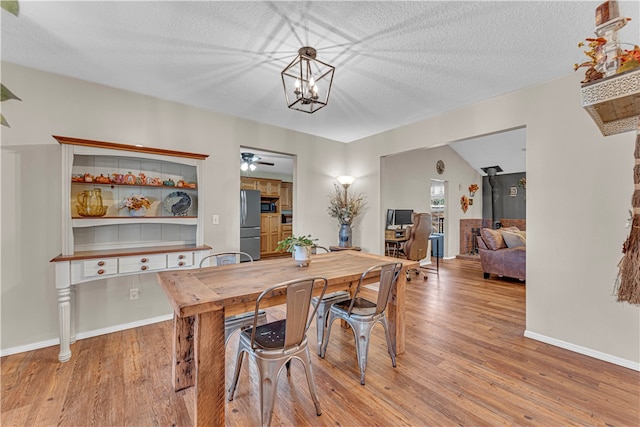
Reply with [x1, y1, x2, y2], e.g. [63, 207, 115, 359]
[178, 255, 185, 260]
[141, 258, 148, 263]
[178, 262, 185, 267]
[141, 265, 148, 271]
[97, 269, 105, 275]
[97, 261, 105, 266]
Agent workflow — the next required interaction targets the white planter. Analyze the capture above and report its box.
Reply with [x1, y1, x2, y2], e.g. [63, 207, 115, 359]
[293, 245, 311, 267]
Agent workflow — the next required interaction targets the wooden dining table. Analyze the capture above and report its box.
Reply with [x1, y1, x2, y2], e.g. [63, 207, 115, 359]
[156, 250, 418, 427]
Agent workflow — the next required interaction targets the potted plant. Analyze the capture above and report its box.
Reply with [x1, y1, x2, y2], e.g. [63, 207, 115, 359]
[276, 234, 317, 267]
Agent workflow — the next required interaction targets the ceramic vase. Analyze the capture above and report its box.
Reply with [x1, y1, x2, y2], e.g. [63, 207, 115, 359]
[339, 223, 352, 248]
[293, 245, 311, 267]
[129, 207, 147, 217]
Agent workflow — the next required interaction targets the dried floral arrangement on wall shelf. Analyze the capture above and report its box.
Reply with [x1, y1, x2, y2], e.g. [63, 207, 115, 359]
[574, 1, 639, 136]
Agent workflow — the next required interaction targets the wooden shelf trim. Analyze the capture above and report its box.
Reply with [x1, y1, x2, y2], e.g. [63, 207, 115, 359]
[54, 135, 209, 160]
[50, 244, 212, 262]
[71, 181, 197, 189]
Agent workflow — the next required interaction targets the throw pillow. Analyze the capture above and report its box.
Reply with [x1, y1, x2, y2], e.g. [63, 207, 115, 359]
[502, 230, 526, 248]
[481, 228, 507, 250]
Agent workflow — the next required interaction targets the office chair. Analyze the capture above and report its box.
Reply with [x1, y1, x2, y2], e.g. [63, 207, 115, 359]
[401, 212, 432, 281]
[199, 251, 267, 343]
[228, 276, 329, 427]
[320, 262, 402, 385]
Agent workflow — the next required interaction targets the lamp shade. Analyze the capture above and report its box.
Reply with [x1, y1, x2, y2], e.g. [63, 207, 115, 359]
[337, 175, 355, 186]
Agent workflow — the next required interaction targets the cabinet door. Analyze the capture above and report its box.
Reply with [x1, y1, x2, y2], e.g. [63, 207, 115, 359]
[268, 181, 281, 197]
[267, 214, 280, 252]
[241, 177, 257, 190]
[281, 224, 292, 242]
[260, 215, 270, 253]
[281, 182, 293, 210]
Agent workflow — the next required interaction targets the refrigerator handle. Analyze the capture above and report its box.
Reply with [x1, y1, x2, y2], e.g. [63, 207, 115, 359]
[241, 190, 246, 226]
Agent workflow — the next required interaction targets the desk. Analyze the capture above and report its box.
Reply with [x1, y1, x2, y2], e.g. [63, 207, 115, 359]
[157, 251, 418, 427]
[385, 237, 407, 257]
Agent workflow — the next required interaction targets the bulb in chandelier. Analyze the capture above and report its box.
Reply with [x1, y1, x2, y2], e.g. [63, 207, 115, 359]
[249, 163, 256, 171]
[294, 78, 301, 97]
[240, 162, 249, 171]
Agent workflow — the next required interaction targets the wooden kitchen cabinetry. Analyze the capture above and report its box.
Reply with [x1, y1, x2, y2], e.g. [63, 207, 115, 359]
[50, 135, 211, 363]
[280, 182, 293, 211]
[280, 223, 293, 242]
[241, 176, 281, 198]
[260, 213, 281, 255]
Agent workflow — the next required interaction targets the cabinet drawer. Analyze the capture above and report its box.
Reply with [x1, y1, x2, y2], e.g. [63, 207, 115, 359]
[82, 259, 118, 278]
[119, 254, 167, 273]
[167, 252, 193, 268]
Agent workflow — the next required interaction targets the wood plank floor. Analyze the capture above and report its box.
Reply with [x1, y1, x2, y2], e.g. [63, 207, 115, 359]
[2, 258, 639, 426]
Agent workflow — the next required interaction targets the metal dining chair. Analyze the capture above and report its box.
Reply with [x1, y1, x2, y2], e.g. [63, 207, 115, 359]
[320, 262, 403, 385]
[199, 251, 266, 343]
[310, 244, 349, 354]
[227, 276, 329, 427]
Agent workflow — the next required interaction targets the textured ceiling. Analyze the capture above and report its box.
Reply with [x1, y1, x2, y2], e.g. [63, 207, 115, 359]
[2, 1, 639, 144]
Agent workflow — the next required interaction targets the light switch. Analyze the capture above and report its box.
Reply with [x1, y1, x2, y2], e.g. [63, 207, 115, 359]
[212, 214, 220, 225]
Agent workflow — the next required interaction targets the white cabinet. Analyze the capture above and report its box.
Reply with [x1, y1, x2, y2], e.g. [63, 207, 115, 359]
[50, 135, 211, 362]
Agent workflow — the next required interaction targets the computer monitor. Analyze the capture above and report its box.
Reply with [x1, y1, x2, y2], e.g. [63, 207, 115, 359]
[386, 209, 395, 227]
[394, 209, 413, 227]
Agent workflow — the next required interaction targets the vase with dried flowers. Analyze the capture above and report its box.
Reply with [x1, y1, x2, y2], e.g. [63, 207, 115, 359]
[327, 183, 366, 247]
[121, 194, 152, 217]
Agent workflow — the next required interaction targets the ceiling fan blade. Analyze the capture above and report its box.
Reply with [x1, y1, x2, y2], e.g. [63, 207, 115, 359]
[256, 161, 275, 166]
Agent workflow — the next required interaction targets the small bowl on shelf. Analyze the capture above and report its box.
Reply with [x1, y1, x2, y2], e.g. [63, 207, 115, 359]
[77, 205, 108, 217]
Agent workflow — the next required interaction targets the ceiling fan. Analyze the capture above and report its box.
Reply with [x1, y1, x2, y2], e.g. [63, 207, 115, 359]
[240, 152, 274, 171]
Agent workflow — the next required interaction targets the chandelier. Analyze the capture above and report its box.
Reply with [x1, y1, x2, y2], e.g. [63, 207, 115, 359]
[281, 46, 335, 114]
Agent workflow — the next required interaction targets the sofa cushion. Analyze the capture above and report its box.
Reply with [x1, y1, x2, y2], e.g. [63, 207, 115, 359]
[502, 230, 526, 248]
[481, 228, 507, 250]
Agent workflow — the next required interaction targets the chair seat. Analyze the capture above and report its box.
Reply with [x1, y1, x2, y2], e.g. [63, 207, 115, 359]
[334, 297, 377, 317]
[241, 319, 287, 350]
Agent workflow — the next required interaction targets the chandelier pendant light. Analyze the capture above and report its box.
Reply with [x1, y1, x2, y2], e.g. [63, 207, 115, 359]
[281, 46, 335, 114]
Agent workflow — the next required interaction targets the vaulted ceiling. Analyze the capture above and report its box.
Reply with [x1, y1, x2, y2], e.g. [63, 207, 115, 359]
[3, 1, 638, 145]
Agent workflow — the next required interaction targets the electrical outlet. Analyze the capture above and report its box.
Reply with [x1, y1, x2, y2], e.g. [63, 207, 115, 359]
[130, 288, 139, 300]
[212, 214, 219, 225]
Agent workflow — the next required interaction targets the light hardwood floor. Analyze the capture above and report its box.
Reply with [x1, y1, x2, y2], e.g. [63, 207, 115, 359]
[2, 258, 639, 426]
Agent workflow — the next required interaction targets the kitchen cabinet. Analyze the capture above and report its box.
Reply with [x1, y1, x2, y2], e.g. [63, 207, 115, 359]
[260, 213, 281, 255]
[280, 223, 293, 242]
[50, 135, 211, 362]
[280, 182, 293, 210]
[241, 176, 281, 198]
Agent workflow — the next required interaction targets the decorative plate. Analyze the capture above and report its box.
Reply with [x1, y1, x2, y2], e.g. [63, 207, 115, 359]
[436, 160, 445, 175]
[164, 191, 192, 216]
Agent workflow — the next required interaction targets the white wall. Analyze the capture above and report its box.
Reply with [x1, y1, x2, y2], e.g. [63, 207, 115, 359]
[381, 144, 483, 258]
[0, 62, 345, 351]
[2, 62, 638, 370]
[346, 72, 639, 368]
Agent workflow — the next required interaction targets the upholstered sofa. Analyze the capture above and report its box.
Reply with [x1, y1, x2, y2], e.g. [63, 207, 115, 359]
[476, 227, 526, 281]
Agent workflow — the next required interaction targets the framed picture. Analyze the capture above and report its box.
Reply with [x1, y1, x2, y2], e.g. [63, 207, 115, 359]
[510, 186, 517, 197]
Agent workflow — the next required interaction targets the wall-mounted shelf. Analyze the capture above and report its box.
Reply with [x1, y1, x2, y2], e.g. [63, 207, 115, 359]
[580, 68, 640, 136]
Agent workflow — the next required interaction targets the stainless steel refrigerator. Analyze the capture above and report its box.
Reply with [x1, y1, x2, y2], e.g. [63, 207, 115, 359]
[240, 189, 261, 261]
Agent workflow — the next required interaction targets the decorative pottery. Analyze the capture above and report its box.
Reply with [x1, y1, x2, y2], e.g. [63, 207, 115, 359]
[164, 191, 192, 216]
[338, 223, 352, 248]
[293, 244, 311, 267]
[129, 207, 147, 217]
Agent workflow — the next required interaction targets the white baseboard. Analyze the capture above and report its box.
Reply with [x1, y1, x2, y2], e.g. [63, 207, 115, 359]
[0, 313, 173, 358]
[524, 330, 640, 372]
